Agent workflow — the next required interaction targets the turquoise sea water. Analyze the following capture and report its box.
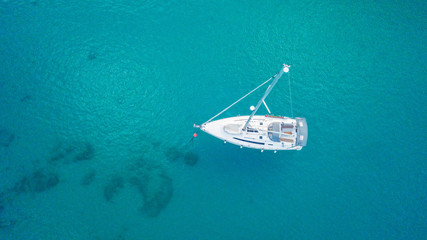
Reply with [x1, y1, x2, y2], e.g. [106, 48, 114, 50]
[0, 0, 426, 239]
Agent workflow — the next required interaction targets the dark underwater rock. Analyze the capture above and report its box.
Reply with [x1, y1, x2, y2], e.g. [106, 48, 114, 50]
[164, 147, 183, 161]
[164, 147, 199, 166]
[87, 51, 97, 61]
[127, 155, 174, 217]
[183, 152, 199, 166]
[14, 169, 59, 194]
[104, 176, 124, 202]
[0, 218, 15, 229]
[49, 140, 95, 163]
[20, 94, 32, 102]
[80, 170, 96, 186]
[0, 192, 5, 206]
[141, 176, 173, 218]
[50, 142, 75, 162]
[0, 129, 14, 147]
[73, 142, 95, 162]
[0, 194, 15, 229]
[151, 141, 161, 148]
[130, 169, 173, 218]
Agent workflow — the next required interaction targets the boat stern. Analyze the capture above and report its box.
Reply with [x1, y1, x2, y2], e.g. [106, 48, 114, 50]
[295, 118, 308, 147]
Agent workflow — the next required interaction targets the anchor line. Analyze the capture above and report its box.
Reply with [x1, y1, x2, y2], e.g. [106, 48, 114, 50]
[187, 129, 201, 147]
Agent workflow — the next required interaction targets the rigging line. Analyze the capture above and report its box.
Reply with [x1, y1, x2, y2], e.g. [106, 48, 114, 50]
[203, 75, 275, 125]
[288, 72, 293, 118]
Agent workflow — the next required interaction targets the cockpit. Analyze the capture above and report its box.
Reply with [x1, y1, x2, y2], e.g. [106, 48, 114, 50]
[268, 122, 295, 143]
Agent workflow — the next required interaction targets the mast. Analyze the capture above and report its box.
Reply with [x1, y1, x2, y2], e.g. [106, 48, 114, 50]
[242, 64, 290, 130]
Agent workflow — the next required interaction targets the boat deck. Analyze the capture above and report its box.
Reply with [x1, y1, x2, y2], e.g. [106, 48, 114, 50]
[201, 115, 306, 151]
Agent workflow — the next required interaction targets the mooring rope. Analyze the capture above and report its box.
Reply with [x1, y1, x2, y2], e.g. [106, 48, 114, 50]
[188, 129, 200, 147]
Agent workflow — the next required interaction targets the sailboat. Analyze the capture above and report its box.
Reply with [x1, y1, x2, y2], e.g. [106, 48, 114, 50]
[194, 64, 307, 152]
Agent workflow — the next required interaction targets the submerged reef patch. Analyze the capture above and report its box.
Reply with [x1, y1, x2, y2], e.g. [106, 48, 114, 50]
[20, 94, 32, 103]
[13, 169, 59, 194]
[0, 197, 14, 229]
[183, 151, 199, 166]
[0, 129, 14, 147]
[87, 51, 98, 61]
[104, 176, 124, 202]
[151, 140, 161, 148]
[164, 146, 199, 166]
[0, 218, 15, 230]
[50, 142, 74, 162]
[80, 170, 96, 186]
[130, 174, 173, 218]
[0, 193, 14, 230]
[129, 158, 173, 217]
[164, 147, 184, 161]
[73, 142, 95, 162]
[49, 140, 95, 163]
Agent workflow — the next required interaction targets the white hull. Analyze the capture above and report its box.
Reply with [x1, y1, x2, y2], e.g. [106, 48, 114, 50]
[199, 115, 307, 151]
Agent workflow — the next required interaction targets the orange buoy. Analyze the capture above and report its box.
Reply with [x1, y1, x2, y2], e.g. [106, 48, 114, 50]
[193, 133, 197, 138]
